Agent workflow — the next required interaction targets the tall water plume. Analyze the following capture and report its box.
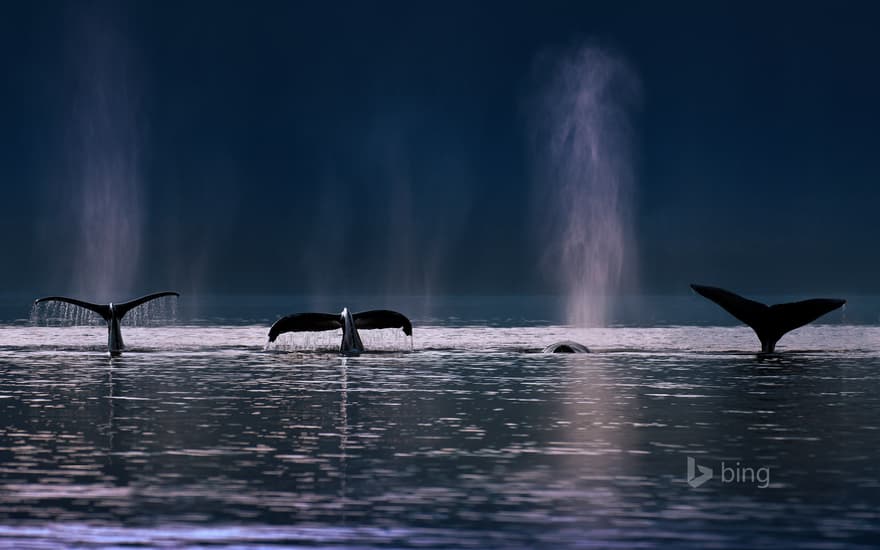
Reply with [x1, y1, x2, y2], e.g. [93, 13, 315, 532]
[66, 14, 144, 300]
[531, 45, 640, 326]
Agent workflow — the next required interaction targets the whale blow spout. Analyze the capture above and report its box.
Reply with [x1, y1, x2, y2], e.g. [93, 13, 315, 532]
[691, 284, 845, 353]
[268, 308, 412, 356]
[34, 291, 180, 357]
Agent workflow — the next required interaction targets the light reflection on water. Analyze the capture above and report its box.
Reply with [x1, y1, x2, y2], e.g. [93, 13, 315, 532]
[0, 325, 879, 548]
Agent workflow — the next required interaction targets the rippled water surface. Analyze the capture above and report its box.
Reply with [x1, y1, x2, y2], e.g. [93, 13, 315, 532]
[1, 323, 879, 548]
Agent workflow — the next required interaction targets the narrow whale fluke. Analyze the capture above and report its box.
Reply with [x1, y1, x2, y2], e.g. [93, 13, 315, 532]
[268, 308, 412, 355]
[34, 291, 180, 356]
[690, 284, 845, 353]
[543, 341, 591, 353]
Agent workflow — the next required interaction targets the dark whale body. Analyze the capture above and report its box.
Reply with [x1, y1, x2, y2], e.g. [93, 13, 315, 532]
[543, 341, 591, 353]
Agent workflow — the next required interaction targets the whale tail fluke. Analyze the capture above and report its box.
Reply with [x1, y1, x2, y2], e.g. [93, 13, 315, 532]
[268, 313, 342, 343]
[690, 284, 845, 352]
[34, 291, 180, 321]
[267, 308, 413, 353]
[34, 291, 180, 356]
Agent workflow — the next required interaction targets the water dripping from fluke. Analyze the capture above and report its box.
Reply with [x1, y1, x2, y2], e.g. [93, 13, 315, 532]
[266, 308, 413, 356]
[31, 292, 179, 356]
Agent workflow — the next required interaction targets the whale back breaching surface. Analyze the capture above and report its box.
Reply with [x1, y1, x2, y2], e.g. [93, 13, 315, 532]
[543, 341, 591, 353]
[33, 292, 179, 356]
[691, 284, 845, 353]
[268, 308, 412, 355]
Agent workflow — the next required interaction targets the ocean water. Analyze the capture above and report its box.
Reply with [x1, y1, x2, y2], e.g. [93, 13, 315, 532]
[0, 296, 879, 548]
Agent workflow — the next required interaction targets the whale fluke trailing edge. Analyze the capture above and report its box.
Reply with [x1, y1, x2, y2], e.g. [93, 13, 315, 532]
[690, 284, 845, 353]
[268, 308, 412, 355]
[34, 291, 180, 357]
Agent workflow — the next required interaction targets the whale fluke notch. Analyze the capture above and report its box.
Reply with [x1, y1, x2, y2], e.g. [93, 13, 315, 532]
[267, 308, 413, 354]
[690, 284, 845, 353]
[34, 291, 180, 356]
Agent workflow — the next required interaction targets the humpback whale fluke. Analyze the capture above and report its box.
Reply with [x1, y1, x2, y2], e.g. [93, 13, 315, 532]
[268, 308, 413, 355]
[34, 291, 180, 357]
[690, 284, 845, 353]
[543, 341, 591, 353]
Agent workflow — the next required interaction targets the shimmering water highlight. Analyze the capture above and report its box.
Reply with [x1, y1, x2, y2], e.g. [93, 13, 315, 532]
[0, 324, 878, 548]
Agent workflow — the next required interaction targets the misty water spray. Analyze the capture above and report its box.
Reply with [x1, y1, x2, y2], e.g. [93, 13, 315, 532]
[67, 17, 144, 300]
[532, 45, 640, 326]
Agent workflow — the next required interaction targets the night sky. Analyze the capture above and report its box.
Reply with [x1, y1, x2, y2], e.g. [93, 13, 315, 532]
[2, 1, 878, 299]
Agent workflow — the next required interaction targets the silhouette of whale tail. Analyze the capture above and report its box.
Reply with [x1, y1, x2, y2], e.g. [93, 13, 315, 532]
[690, 284, 845, 353]
[268, 308, 412, 355]
[34, 291, 180, 356]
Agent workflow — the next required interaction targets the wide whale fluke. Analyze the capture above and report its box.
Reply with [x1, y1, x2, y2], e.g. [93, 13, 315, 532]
[34, 291, 180, 357]
[268, 308, 413, 355]
[690, 284, 845, 353]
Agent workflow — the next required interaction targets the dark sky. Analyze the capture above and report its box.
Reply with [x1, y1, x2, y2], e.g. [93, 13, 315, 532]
[2, 1, 878, 299]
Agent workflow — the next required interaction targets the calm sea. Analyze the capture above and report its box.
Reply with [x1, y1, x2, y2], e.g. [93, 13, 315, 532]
[0, 295, 878, 548]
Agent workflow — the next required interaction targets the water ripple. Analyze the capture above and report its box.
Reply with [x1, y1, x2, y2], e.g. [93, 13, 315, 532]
[0, 325, 877, 548]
